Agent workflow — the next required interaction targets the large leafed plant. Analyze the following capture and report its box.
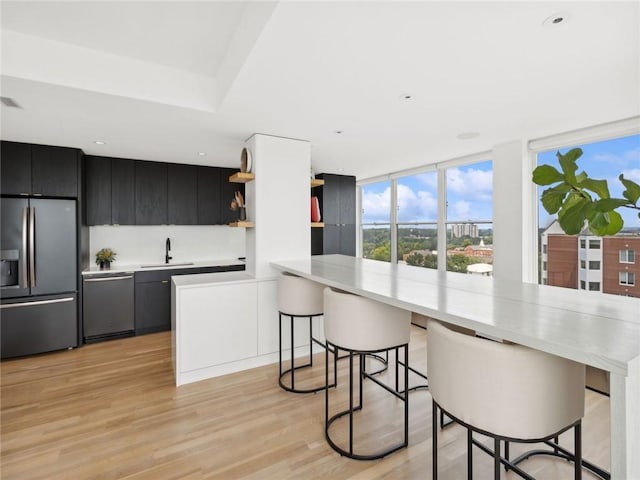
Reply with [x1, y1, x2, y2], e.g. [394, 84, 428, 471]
[532, 148, 640, 236]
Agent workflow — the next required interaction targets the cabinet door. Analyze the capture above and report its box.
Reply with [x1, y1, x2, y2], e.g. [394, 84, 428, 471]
[339, 224, 356, 256]
[197, 166, 219, 225]
[135, 161, 167, 224]
[0, 141, 31, 195]
[319, 174, 340, 225]
[323, 225, 341, 255]
[168, 164, 198, 225]
[85, 156, 112, 225]
[338, 175, 356, 225]
[219, 167, 244, 225]
[31, 145, 78, 197]
[111, 158, 135, 225]
[135, 280, 170, 334]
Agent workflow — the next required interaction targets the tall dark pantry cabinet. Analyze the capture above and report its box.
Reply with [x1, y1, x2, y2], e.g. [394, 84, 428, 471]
[1, 141, 85, 359]
[311, 173, 356, 256]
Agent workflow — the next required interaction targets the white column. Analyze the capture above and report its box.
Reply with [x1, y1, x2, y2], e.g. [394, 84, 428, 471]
[492, 140, 525, 282]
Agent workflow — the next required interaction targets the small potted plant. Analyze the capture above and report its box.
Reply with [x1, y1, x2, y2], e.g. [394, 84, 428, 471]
[95, 248, 116, 269]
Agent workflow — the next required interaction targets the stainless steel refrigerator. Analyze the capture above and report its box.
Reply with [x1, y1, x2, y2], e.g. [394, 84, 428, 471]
[1, 198, 78, 358]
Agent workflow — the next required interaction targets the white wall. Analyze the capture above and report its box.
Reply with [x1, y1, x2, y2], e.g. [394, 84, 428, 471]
[89, 225, 245, 266]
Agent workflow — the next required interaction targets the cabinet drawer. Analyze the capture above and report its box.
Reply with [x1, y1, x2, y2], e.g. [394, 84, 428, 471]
[135, 268, 199, 284]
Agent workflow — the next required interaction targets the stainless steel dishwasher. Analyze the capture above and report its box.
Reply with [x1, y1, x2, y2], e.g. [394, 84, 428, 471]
[82, 272, 134, 342]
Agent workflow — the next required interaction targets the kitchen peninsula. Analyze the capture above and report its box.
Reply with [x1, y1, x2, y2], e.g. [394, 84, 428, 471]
[270, 254, 640, 480]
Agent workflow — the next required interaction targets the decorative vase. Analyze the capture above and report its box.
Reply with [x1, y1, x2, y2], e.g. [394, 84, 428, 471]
[238, 207, 246, 221]
[100, 260, 111, 270]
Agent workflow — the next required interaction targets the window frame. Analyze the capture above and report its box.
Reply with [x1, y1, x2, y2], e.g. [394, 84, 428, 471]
[358, 153, 493, 273]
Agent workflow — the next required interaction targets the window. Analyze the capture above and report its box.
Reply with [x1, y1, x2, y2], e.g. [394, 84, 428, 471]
[543, 261, 547, 271]
[397, 172, 437, 269]
[536, 133, 640, 298]
[542, 244, 547, 254]
[360, 158, 493, 276]
[620, 272, 636, 286]
[445, 160, 493, 273]
[361, 181, 391, 262]
[620, 249, 636, 263]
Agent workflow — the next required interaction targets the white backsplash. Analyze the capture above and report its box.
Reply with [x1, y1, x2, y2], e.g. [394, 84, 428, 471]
[89, 225, 246, 266]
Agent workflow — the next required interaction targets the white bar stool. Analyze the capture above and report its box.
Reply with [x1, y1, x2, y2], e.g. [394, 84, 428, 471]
[323, 287, 411, 460]
[427, 319, 586, 480]
[278, 272, 335, 394]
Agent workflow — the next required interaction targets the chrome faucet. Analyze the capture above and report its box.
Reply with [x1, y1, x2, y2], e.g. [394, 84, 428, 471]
[165, 237, 172, 264]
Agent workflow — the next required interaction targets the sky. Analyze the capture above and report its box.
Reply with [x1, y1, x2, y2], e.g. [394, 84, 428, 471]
[537, 133, 640, 230]
[361, 160, 493, 224]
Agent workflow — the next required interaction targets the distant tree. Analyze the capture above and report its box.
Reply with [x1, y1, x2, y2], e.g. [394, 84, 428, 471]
[423, 254, 438, 269]
[406, 252, 424, 266]
[371, 243, 391, 262]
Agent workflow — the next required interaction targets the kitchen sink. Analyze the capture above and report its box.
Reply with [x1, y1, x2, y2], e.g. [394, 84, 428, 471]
[140, 262, 195, 268]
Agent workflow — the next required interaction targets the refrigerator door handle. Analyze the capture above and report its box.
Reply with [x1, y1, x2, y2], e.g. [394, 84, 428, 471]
[29, 206, 36, 288]
[0, 297, 75, 309]
[21, 207, 29, 288]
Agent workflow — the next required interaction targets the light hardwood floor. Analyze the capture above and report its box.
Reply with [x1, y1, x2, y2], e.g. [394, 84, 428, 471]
[1, 327, 610, 479]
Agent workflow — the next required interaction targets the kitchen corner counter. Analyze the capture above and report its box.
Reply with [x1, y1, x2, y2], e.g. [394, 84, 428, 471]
[82, 259, 245, 275]
[172, 271, 254, 287]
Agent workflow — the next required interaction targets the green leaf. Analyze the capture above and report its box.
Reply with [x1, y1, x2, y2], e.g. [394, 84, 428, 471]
[579, 178, 610, 199]
[532, 165, 564, 185]
[589, 211, 624, 236]
[558, 193, 589, 234]
[541, 186, 569, 214]
[593, 197, 632, 212]
[619, 174, 640, 204]
[557, 151, 579, 185]
[576, 172, 587, 184]
[563, 148, 583, 163]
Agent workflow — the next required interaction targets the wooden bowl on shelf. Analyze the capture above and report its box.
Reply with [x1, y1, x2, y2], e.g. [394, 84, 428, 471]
[240, 147, 252, 173]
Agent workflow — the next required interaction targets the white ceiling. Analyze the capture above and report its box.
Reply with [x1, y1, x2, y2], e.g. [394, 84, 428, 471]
[1, 1, 639, 180]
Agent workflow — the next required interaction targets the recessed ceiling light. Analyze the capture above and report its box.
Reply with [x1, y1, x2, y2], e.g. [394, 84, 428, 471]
[543, 12, 570, 28]
[94, 140, 106, 145]
[197, 152, 207, 156]
[399, 93, 413, 100]
[334, 130, 344, 135]
[456, 132, 480, 140]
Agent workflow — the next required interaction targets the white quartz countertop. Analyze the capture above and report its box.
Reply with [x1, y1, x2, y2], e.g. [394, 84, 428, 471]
[82, 259, 245, 275]
[172, 271, 255, 287]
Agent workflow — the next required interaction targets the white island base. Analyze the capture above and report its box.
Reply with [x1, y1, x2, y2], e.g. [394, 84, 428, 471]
[171, 271, 323, 386]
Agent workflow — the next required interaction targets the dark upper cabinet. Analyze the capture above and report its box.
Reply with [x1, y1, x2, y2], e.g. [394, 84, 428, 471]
[31, 145, 79, 198]
[168, 164, 198, 225]
[219, 167, 243, 225]
[197, 166, 219, 224]
[1, 141, 31, 195]
[85, 156, 112, 225]
[1, 141, 79, 198]
[135, 161, 167, 225]
[111, 158, 135, 225]
[313, 173, 356, 256]
[85, 156, 135, 225]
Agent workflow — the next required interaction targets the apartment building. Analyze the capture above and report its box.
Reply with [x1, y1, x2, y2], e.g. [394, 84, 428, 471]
[541, 221, 640, 297]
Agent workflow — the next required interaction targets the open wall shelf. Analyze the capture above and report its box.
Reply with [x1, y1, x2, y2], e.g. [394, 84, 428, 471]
[229, 172, 255, 183]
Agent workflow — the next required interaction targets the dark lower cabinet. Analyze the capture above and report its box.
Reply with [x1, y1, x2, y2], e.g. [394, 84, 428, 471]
[135, 280, 171, 335]
[134, 265, 245, 335]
